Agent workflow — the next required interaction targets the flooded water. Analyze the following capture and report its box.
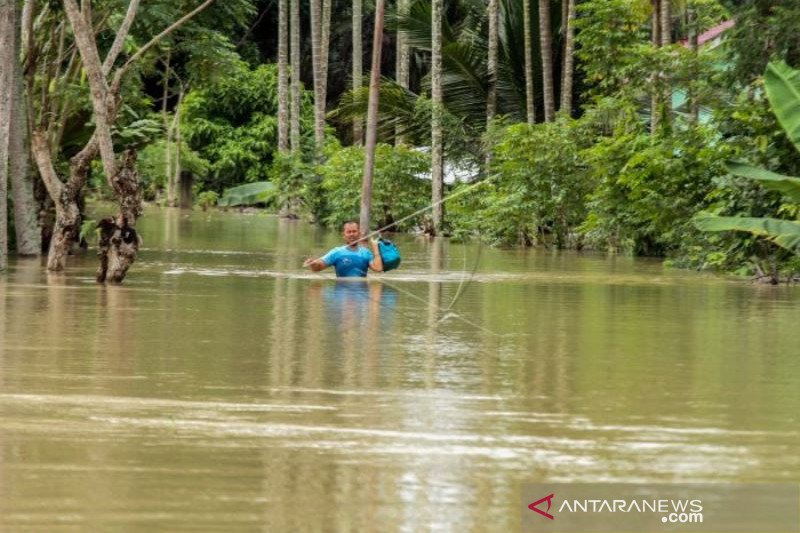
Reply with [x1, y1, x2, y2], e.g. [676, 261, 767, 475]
[1, 208, 799, 531]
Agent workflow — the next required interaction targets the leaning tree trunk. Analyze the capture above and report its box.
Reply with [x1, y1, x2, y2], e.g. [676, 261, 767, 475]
[277, 0, 289, 153]
[523, 0, 535, 124]
[431, 0, 444, 235]
[352, 0, 363, 145]
[659, 0, 671, 130]
[395, 0, 409, 145]
[359, 0, 386, 232]
[559, 0, 576, 115]
[538, 0, 555, 122]
[289, 0, 301, 152]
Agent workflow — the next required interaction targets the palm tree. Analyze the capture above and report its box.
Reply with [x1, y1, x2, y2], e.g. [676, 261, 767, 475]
[538, 0, 555, 121]
[523, 0, 535, 124]
[396, 0, 410, 145]
[360, 0, 387, 231]
[277, 0, 289, 153]
[559, 0, 576, 114]
[290, 0, 301, 152]
[353, 0, 363, 144]
[431, 0, 444, 234]
[487, 0, 499, 124]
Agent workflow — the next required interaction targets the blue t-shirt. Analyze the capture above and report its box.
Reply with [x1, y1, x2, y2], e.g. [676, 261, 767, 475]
[321, 245, 374, 277]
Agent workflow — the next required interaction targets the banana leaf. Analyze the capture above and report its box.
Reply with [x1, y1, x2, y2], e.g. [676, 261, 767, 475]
[726, 162, 800, 203]
[694, 212, 800, 253]
[764, 61, 800, 153]
[218, 181, 276, 207]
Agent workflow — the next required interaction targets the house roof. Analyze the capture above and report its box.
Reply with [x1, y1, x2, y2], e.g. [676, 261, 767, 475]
[681, 19, 735, 48]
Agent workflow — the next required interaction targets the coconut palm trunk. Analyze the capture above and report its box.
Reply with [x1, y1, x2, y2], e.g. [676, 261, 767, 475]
[395, 0, 409, 145]
[487, 0, 498, 123]
[559, 0, 576, 115]
[352, 0, 363, 145]
[538, 0, 555, 122]
[650, 0, 661, 134]
[310, 0, 330, 156]
[431, 0, 444, 234]
[277, 0, 289, 153]
[523, 0, 535, 124]
[359, 0, 386, 231]
[290, 0, 301, 152]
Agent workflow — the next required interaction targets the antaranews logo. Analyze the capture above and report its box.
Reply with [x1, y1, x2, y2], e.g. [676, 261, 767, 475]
[521, 483, 800, 533]
[528, 493, 555, 520]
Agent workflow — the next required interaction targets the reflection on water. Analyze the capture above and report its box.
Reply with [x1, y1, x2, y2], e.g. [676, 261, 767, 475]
[1, 208, 799, 531]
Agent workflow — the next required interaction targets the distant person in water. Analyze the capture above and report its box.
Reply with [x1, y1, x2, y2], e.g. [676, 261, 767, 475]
[303, 221, 383, 277]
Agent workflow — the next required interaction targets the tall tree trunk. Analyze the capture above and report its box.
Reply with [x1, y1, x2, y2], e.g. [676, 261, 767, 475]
[310, 0, 325, 155]
[277, 0, 289, 153]
[431, 0, 444, 235]
[559, 0, 575, 115]
[523, 0, 535, 124]
[290, 0, 300, 152]
[538, 0, 555, 122]
[0, 0, 14, 270]
[660, 0, 670, 47]
[487, 0, 498, 124]
[173, 89, 183, 201]
[359, 0, 385, 232]
[352, 0, 363, 145]
[650, 0, 661, 134]
[687, 7, 699, 123]
[162, 52, 176, 206]
[395, 0, 409, 145]
[10, 0, 40, 255]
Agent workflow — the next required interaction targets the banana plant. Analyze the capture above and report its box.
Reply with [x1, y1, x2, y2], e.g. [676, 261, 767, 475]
[694, 61, 800, 254]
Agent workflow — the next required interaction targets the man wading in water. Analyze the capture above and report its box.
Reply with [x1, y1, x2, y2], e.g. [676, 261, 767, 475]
[304, 221, 383, 277]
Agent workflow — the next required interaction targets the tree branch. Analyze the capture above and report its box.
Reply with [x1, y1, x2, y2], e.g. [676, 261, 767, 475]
[31, 130, 64, 199]
[102, 0, 140, 76]
[110, 0, 215, 95]
[63, 0, 117, 181]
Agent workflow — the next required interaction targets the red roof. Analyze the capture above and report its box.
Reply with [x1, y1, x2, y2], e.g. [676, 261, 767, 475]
[681, 19, 735, 47]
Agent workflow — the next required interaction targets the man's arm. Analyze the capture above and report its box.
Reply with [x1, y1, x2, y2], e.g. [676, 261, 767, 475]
[368, 239, 383, 272]
[303, 257, 327, 272]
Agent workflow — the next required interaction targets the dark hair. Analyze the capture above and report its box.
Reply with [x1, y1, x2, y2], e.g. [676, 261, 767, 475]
[342, 220, 360, 229]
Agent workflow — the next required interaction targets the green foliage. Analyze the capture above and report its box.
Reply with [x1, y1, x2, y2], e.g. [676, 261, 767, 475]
[456, 118, 591, 247]
[182, 62, 314, 192]
[694, 213, 800, 253]
[196, 191, 220, 211]
[137, 139, 210, 201]
[79, 219, 98, 243]
[764, 61, 800, 153]
[317, 143, 430, 231]
[218, 182, 276, 207]
[584, 123, 729, 255]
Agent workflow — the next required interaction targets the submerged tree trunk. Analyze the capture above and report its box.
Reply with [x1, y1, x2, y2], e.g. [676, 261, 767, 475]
[523, 0, 535, 124]
[559, 0, 576, 115]
[395, 0, 409, 145]
[359, 0, 386, 231]
[277, 0, 289, 153]
[538, 0, 555, 122]
[431, 0, 444, 234]
[289, 0, 301, 152]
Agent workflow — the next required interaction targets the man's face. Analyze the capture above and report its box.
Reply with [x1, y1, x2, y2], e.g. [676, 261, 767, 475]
[343, 223, 360, 245]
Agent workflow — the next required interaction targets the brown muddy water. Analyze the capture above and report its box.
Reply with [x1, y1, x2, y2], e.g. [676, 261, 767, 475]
[1, 207, 799, 531]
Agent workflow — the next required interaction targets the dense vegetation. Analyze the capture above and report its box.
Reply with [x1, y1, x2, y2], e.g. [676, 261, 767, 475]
[1, 0, 800, 281]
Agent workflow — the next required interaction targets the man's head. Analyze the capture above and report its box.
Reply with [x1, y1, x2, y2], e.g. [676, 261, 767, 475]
[342, 221, 361, 245]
